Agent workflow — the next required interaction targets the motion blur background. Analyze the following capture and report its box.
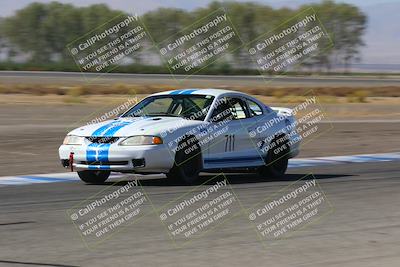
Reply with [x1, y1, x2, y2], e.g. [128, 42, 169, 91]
[0, 0, 399, 72]
[0, 2, 399, 266]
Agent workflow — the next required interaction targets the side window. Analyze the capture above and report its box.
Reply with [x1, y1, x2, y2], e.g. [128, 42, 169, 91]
[246, 99, 264, 117]
[211, 97, 232, 122]
[228, 98, 248, 119]
[210, 97, 250, 122]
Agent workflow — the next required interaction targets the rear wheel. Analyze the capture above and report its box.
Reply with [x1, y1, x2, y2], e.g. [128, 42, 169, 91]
[78, 170, 110, 184]
[258, 135, 289, 178]
[167, 136, 202, 184]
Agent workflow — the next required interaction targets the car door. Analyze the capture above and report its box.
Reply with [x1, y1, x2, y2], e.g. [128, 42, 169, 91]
[204, 96, 263, 168]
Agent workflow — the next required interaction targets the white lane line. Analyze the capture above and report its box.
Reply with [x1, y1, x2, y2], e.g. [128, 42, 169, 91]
[0, 152, 399, 186]
[0, 173, 125, 186]
[287, 152, 400, 167]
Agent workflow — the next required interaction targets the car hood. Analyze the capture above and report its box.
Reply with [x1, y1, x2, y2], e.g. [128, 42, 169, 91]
[68, 117, 202, 137]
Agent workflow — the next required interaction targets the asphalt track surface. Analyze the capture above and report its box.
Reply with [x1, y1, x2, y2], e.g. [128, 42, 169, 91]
[0, 160, 399, 266]
[1, 71, 400, 87]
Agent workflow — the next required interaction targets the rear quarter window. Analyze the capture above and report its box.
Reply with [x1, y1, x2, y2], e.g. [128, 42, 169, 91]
[246, 99, 264, 116]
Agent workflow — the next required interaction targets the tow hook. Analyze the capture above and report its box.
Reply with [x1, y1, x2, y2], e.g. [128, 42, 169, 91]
[69, 152, 74, 172]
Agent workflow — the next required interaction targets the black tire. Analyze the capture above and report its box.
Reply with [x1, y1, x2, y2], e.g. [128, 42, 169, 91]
[167, 136, 202, 184]
[78, 170, 110, 184]
[258, 135, 289, 179]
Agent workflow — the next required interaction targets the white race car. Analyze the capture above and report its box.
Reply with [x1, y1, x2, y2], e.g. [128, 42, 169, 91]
[59, 89, 300, 184]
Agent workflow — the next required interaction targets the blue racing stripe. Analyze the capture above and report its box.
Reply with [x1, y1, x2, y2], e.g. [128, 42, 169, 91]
[86, 120, 134, 167]
[101, 121, 132, 137]
[86, 143, 111, 162]
[97, 144, 111, 161]
[170, 90, 184, 95]
[88, 165, 111, 170]
[169, 89, 198, 95]
[86, 143, 99, 162]
[91, 121, 115, 136]
[179, 89, 197, 94]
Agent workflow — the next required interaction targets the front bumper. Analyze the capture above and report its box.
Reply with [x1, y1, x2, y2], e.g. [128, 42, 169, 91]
[59, 144, 174, 173]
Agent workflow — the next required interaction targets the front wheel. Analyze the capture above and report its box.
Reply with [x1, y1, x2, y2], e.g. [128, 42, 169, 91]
[78, 170, 110, 184]
[167, 137, 202, 184]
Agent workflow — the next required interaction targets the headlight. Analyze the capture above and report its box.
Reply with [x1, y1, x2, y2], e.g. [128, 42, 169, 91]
[63, 135, 85, 145]
[119, 136, 163, 146]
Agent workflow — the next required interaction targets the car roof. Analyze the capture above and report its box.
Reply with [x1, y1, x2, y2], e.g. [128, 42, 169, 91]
[150, 88, 239, 97]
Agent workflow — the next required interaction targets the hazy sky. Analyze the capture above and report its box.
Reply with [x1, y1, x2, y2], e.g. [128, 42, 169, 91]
[0, 0, 395, 17]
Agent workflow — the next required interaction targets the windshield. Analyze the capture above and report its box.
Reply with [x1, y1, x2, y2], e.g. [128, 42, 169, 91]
[121, 94, 215, 121]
